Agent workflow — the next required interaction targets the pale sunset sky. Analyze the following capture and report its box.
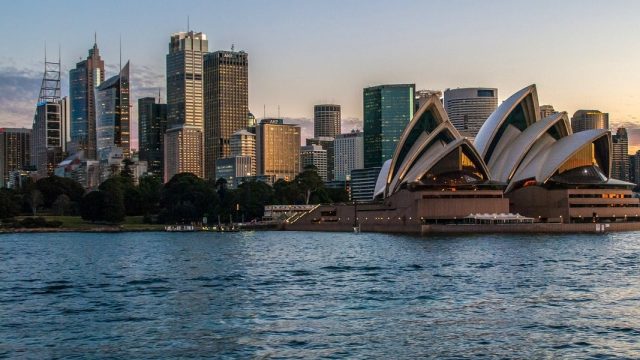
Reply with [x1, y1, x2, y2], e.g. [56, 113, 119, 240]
[1, 0, 639, 151]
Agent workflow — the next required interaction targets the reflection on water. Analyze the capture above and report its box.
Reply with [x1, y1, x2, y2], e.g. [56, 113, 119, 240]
[1, 231, 639, 358]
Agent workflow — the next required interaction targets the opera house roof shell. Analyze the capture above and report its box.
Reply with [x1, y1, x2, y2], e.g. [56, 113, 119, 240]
[376, 84, 632, 199]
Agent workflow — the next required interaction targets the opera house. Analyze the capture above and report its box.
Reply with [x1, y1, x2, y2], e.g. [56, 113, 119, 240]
[289, 85, 640, 233]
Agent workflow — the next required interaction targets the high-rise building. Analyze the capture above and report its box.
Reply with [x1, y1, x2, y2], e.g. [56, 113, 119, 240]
[630, 150, 640, 186]
[230, 129, 256, 176]
[443, 87, 497, 139]
[138, 97, 167, 178]
[571, 110, 609, 133]
[334, 130, 364, 181]
[350, 167, 381, 201]
[301, 144, 327, 181]
[203, 50, 249, 180]
[314, 104, 341, 138]
[32, 56, 66, 178]
[363, 84, 415, 168]
[165, 31, 208, 181]
[215, 156, 253, 188]
[415, 89, 442, 111]
[95, 62, 130, 162]
[0, 128, 31, 188]
[256, 118, 300, 181]
[69, 40, 104, 160]
[306, 137, 334, 181]
[612, 128, 630, 181]
[540, 104, 556, 119]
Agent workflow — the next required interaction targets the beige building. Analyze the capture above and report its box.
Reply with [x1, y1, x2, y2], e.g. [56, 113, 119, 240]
[164, 126, 203, 181]
[165, 31, 208, 181]
[230, 129, 256, 176]
[256, 118, 300, 181]
[203, 50, 249, 180]
[571, 110, 609, 133]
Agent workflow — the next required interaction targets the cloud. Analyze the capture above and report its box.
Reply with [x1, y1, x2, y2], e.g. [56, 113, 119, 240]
[0, 67, 42, 128]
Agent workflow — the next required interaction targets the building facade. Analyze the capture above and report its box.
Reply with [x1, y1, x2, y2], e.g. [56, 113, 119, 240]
[256, 118, 301, 181]
[32, 57, 66, 178]
[203, 50, 249, 180]
[301, 144, 328, 181]
[539, 104, 556, 119]
[334, 130, 364, 181]
[69, 41, 104, 160]
[350, 167, 381, 201]
[138, 97, 167, 178]
[165, 31, 208, 181]
[443, 87, 497, 139]
[630, 150, 640, 186]
[95, 62, 130, 162]
[306, 137, 334, 181]
[571, 110, 609, 133]
[0, 128, 30, 188]
[215, 156, 253, 188]
[230, 129, 256, 176]
[314, 104, 341, 138]
[363, 84, 415, 168]
[612, 128, 630, 181]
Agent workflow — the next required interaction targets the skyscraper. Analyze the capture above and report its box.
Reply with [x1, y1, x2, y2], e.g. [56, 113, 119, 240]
[443, 87, 497, 139]
[203, 50, 249, 180]
[301, 144, 327, 181]
[540, 104, 557, 119]
[95, 62, 130, 162]
[612, 128, 630, 181]
[415, 90, 443, 112]
[165, 31, 208, 181]
[32, 55, 66, 178]
[334, 130, 364, 181]
[363, 84, 415, 168]
[571, 110, 609, 133]
[256, 118, 300, 181]
[138, 97, 167, 178]
[230, 129, 256, 176]
[630, 150, 640, 186]
[0, 128, 30, 188]
[69, 40, 104, 159]
[306, 137, 334, 181]
[314, 104, 341, 138]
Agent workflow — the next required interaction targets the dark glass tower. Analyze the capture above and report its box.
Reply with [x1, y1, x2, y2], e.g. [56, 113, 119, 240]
[69, 41, 104, 160]
[363, 84, 415, 168]
[95, 62, 130, 161]
[138, 97, 167, 178]
[203, 50, 249, 180]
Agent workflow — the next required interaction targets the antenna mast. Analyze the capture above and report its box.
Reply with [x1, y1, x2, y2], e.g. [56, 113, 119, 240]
[38, 43, 61, 103]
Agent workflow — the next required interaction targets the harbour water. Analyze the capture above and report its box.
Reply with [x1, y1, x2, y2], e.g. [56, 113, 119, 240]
[1, 231, 639, 358]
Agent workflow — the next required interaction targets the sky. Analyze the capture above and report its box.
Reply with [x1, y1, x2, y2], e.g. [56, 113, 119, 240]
[1, 0, 640, 151]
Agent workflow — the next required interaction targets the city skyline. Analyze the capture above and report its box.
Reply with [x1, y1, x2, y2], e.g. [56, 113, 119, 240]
[2, 0, 640, 151]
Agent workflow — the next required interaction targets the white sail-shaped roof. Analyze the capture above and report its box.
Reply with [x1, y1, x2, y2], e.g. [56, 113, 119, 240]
[508, 129, 611, 191]
[488, 112, 571, 183]
[475, 85, 540, 164]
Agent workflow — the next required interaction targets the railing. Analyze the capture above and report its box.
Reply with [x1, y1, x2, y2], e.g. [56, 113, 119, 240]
[286, 204, 321, 224]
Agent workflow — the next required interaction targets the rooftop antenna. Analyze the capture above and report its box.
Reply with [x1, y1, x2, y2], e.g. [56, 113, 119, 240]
[263, 104, 266, 119]
[231, 43, 235, 52]
[94, 32, 97, 45]
[278, 105, 280, 118]
[119, 34, 122, 71]
[158, 88, 161, 103]
[187, 15, 190, 32]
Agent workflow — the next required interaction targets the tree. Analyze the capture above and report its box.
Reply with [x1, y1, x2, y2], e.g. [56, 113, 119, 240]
[121, 158, 134, 183]
[296, 165, 325, 204]
[137, 175, 163, 214]
[235, 180, 274, 220]
[35, 176, 85, 208]
[0, 189, 20, 219]
[80, 191, 107, 222]
[98, 178, 126, 223]
[26, 189, 44, 216]
[51, 194, 71, 216]
[160, 173, 217, 223]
